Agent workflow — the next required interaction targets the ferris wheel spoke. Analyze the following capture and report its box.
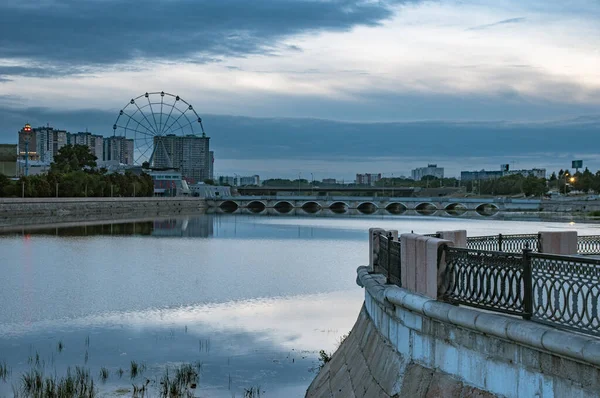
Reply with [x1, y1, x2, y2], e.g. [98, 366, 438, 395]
[114, 124, 156, 139]
[160, 102, 177, 135]
[132, 101, 160, 136]
[166, 118, 196, 136]
[162, 106, 191, 135]
[120, 110, 157, 137]
[136, 141, 154, 163]
[159, 95, 164, 134]
[145, 95, 160, 135]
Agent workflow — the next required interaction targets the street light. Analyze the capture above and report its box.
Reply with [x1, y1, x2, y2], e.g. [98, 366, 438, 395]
[564, 172, 570, 195]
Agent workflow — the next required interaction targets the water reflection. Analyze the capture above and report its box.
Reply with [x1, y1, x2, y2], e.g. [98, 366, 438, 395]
[0, 291, 363, 397]
[1, 214, 600, 397]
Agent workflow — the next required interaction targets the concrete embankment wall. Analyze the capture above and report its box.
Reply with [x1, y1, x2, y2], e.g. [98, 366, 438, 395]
[306, 267, 600, 398]
[0, 197, 206, 228]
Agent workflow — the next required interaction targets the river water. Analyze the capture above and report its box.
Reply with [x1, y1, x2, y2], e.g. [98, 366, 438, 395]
[1, 214, 599, 397]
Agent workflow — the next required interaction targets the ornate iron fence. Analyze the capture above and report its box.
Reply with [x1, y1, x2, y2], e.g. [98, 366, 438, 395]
[577, 235, 600, 255]
[377, 233, 402, 286]
[441, 247, 525, 316]
[466, 233, 541, 253]
[529, 253, 600, 336]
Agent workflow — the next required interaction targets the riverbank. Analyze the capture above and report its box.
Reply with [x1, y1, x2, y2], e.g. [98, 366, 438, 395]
[0, 197, 206, 230]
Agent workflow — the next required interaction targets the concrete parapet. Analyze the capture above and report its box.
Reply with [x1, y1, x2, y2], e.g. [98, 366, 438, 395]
[368, 227, 386, 272]
[438, 229, 467, 247]
[539, 231, 578, 254]
[349, 265, 600, 397]
[400, 233, 451, 299]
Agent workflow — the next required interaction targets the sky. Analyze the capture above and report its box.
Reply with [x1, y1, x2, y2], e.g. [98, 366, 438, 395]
[0, 0, 599, 178]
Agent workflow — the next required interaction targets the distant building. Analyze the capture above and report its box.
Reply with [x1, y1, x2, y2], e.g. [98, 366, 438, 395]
[0, 144, 17, 177]
[238, 175, 260, 186]
[356, 173, 381, 186]
[103, 136, 134, 165]
[27, 126, 68, 163]
[322, 178, 337, 184]
[461, 166, 546, 181]
[411, 164, 444, 181]
[217, 175, 259, 186]
[147, 169, 189, 197]
[69, 132, 104, 159]
[189, 183, 231, 198]
[152, 134, 210, 183]
[504, 168, 546, 179]
[461, 170, 503, 181]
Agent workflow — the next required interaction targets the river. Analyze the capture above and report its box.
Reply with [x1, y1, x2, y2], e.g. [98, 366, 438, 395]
[1, 214, 599, 397]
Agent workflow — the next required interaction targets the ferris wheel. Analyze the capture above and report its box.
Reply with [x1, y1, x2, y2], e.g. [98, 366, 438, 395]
[112, 91, 205, 166]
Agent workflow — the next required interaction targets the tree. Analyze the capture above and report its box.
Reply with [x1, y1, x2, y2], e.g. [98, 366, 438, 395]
[51, 144, 97, 173]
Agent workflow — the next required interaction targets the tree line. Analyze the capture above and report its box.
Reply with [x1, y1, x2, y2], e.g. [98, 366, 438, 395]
[0, 144, 154, 198]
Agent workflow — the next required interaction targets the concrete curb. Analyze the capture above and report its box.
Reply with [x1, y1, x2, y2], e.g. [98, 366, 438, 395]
[357, 266, 600, 367]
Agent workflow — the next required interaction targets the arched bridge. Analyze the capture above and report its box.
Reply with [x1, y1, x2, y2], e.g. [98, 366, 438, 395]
[207, 196, 541, 216]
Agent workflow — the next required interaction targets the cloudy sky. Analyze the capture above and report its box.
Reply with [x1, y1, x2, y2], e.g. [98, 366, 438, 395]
[1, 0, 599, 178]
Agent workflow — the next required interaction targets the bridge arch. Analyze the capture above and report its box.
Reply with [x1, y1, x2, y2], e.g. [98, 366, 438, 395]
[415, 202, 437, 216]
[301, 201, 322, 214]
[246, 200, 267, 214]
[329, 201, 349, 214]
[357, 202, 378, 215]
[475, 203, 499, 216]
[273, 201, 294, 214]
[444, 203, 467, 216]
[385, 203, 407, 215]
[219, 200, 239, 213]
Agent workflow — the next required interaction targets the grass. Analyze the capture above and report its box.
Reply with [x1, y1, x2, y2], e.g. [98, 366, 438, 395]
[116, 367, 124, 379]
[130, 361, 146, 379]
[159, 363, 199, 398]
[244, 386, 262, 397]
[317, 350, 331, 369]
[99, 367, 109, 382]
[20, 366, 96, 397]
[0, 360, 10, 382]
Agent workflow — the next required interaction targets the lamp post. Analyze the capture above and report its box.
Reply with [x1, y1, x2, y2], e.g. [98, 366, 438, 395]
[564, 172, 569, 195]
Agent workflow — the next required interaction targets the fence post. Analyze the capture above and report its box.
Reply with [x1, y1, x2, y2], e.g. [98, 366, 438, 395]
[498, 233, 503, 252]
[387, 232, 392, 285]
[537, 233, 541, 252]
[522, 245, 533, 320]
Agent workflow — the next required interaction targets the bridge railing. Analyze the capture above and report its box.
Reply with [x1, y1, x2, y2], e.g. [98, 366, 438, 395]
[374, 232, 600, 337]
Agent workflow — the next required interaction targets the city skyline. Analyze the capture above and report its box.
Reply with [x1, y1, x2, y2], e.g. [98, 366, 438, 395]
[0, 0, 599, 178]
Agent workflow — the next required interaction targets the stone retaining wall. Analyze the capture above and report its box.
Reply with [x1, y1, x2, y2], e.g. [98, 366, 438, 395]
[306, 266, 600, 397]
[0, 197, 206, 228]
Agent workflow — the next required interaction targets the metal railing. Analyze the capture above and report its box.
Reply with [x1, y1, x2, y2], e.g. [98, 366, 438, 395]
[372, 232, 600, 337]
[577, 235, 600, 255]
[440, 247, 525, 316]
[377, 233, 401, 286]
[466, 233, 541, 253]
[530, 253, 600, 336]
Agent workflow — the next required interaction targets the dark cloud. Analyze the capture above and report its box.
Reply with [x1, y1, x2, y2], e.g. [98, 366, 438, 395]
[0, 0, 401, 78]
[467, 17, 526, 31]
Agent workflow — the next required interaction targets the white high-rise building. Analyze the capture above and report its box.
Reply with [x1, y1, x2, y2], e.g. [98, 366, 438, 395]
[411, 164, 444, 181]
[69, 132, 104, 159]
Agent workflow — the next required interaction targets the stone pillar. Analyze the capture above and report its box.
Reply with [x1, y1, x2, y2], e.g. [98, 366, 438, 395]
[369, 228, 386, 272]
[437, 230, 467, 248]
[401, 233, 452, 299]
[539, 231, 578, 255]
